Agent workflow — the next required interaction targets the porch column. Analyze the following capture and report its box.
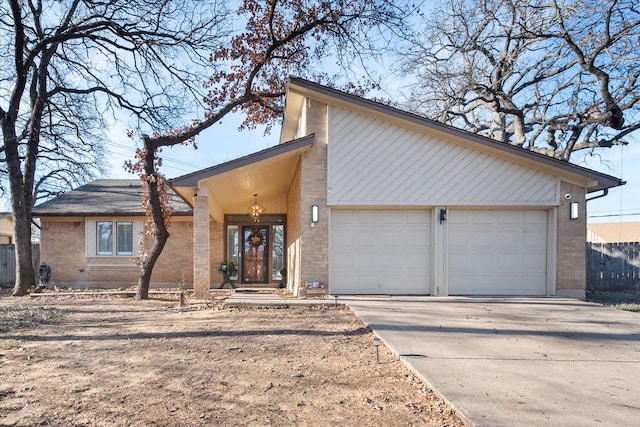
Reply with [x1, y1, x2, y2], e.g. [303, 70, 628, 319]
[193, 193, 210, 299]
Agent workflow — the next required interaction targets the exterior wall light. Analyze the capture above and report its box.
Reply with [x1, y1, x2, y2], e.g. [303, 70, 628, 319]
[570, 202, 579, 220]
[439, 207, 447, 224]
[311, 205, 320, 223]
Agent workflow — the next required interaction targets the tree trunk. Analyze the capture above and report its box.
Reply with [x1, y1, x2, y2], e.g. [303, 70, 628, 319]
[2, 123, 36, 296]
[11, 202, 35, 296]
[136, 227, 168, 300]
[135, 140, 170, 300]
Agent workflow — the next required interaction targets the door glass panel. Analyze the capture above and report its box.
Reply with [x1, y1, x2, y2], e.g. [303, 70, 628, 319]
[272, 225, 284, 280]
[226, 226, 239, 280]
[242, 226, 268, 283]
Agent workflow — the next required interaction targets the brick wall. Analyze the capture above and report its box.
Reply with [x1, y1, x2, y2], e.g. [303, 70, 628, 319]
[40, 218, 89, 286]
[556, 181, 587, 298]
[297, 99, 330, 294]
[149, 218, 194, 285]
[40, 216, 195, 289]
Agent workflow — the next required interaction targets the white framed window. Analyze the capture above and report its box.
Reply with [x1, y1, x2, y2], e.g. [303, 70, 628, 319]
[90, 220, 136, 257]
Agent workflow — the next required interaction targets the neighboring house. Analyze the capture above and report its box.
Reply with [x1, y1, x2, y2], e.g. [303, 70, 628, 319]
[32, 180, 193, 288]
[34, 78, 624, 299]
[587, 222, 640, 243]
[0, 213, 14, 244]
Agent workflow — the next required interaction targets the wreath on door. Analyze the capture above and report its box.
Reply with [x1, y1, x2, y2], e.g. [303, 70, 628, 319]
[247, 229, 265, 248]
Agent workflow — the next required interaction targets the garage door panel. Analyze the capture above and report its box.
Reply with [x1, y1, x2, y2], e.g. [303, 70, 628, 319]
[380, 229, 404, 248]
[333, 253, 354, 270]
[497, 229, 521, 248]
[469, 253, 496, 273]
[355, 210, 379, 224]
[407, 210, 430, 224]
[333, 232, 355, 249]
[522, 255, 546, 272]
[497, 254, 521, 272]
[523, 231, 546, 248]
[331, 209, 430, 295]
[333, 210, 354, 224]
[470, 230, 496, 249]
[448, 210, 547, 295]
[449, 253, 470, 273]
[406, 251, 428, 268]
[385, 252, 405, 266]
[471, 211, 495, 224]
[522, 210, 546, 224]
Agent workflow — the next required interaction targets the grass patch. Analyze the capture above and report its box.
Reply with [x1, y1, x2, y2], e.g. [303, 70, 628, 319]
[0, 305, 63, 332]
[71, 385, 90, 394]
[586, 291, 640, 312]
[0, 338, 20, 350]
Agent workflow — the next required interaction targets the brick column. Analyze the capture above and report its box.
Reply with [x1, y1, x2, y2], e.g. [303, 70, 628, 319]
[298, 99, 329, 294]
[193, 194, 210, 300]
[556, 181, 586, 299]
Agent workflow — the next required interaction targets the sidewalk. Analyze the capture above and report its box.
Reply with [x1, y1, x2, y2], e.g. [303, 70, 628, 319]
[222, 289, 335, 308]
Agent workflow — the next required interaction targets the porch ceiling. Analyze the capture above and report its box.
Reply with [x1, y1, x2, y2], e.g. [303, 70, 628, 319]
[170, 135, 313, 216]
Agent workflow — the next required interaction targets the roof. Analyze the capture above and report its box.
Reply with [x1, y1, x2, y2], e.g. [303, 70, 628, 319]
[282, 77, 624, 193]
[32, 179, 192, 217]
[587, 222, 640, 243]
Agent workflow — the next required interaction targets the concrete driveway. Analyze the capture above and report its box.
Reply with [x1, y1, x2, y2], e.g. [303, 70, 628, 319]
[343, 296, 640, 427]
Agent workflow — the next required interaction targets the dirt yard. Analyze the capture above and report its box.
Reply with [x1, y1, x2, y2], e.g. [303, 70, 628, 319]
[0, 292, 466, 426]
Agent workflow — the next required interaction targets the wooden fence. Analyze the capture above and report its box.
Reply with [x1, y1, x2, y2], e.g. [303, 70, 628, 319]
[0, 244, 40, 286]
[586, 242, 640, 292]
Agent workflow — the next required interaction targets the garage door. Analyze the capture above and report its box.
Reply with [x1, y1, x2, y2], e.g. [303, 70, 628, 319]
[448, 210, 547, 295]
[330, 210, 430, 295]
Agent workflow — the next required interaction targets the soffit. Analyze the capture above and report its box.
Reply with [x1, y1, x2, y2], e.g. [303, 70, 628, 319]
[170, 136, 312, 212]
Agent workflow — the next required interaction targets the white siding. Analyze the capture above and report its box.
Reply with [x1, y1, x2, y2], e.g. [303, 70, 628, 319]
[327, 107, 558, 206]
[330, 209, 430, 295]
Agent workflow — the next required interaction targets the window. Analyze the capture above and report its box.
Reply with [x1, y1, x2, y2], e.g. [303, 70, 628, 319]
[271, 225, 284, 281]
[226, 225, 239, 280]
[96, 221, 133, 256]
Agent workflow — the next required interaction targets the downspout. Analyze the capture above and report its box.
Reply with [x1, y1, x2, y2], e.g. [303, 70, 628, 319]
[585, 188, 609, 203]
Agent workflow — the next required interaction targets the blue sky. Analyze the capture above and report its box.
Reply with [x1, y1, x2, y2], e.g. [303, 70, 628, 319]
[103, 108, 640, 225]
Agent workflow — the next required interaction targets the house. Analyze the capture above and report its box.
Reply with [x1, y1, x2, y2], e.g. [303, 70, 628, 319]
[0, 213, 14, 244]
[32, 180, 193, 288]
[34, 78, 624, 298]
[587, 222, 640, 244]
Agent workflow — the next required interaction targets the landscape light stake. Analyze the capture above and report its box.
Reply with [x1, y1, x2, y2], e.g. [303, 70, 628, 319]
[333, 295, 338, 308]
[374, 337, 381, 364]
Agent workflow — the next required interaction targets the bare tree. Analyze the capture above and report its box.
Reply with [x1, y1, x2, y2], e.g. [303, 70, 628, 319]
[402, 0, 640, 160]
[0, 0, 229, 295]
[128, 0, 414, 299]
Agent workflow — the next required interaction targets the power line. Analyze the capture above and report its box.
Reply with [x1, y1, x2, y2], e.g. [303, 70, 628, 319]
[588, 212, 640, 218]
[105, 141, 209, 171]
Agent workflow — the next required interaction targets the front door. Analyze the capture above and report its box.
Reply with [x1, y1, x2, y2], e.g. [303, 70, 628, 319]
[242, 226, 269, 284]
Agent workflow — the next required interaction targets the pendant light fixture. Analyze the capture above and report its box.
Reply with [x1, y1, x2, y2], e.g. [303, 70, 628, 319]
[248, 193, 265, 222]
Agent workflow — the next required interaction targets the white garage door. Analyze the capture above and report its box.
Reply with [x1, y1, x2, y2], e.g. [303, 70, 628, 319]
[448, 210, 548, 295]
[330, 210, 430, 295]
